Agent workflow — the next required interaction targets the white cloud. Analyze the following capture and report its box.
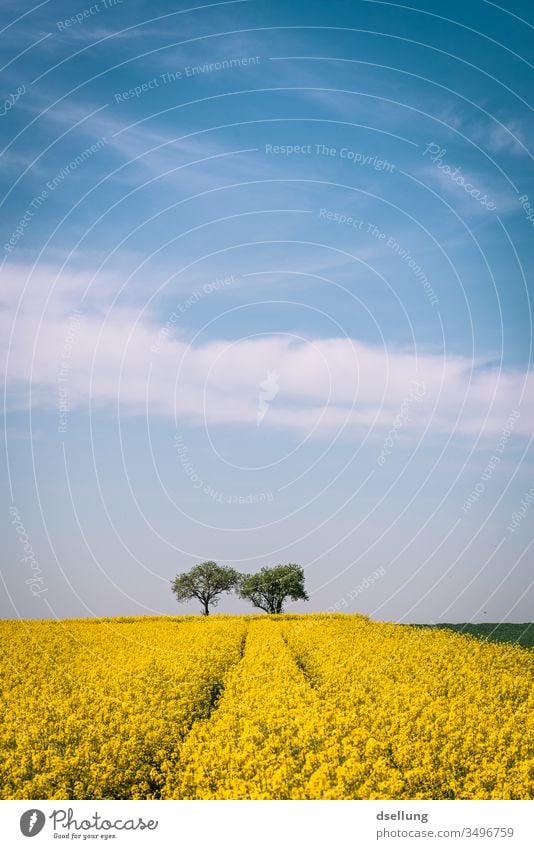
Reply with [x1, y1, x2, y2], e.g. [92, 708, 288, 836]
[484, 120, 529, 156]
[16, 96, 269, 199]
[2, 264, 532, 440]
[418, 162, 517, 216]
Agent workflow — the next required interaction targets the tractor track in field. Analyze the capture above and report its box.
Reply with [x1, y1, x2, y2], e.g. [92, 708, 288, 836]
[280, 628, 321, 693]
[184, 622, 250, 731]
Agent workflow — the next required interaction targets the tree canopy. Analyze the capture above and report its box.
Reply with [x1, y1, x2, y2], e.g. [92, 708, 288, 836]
[238, 564, 308, 614]
[171, 561, 240, 615]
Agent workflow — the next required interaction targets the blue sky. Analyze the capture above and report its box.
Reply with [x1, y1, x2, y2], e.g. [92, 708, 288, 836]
[1, 0, 533, 622]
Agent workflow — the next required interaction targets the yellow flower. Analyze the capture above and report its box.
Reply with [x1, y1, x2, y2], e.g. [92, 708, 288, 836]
[0, 614, 531, 799]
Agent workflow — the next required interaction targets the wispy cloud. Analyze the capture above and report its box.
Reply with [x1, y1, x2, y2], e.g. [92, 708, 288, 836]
[484, 119, 530, 157]
[17, 95, 269, 194]
[416, 162, 517, 216]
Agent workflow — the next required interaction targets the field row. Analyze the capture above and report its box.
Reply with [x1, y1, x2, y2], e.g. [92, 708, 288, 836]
[0, 618, 247, 798]
[0, 615, 532, 799]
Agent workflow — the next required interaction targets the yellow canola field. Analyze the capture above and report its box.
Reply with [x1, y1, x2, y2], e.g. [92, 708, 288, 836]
[0, 617, 246, 799]
[0, 614, 532, 799]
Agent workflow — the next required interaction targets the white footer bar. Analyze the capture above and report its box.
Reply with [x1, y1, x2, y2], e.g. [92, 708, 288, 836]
[2, 800, 533, 849]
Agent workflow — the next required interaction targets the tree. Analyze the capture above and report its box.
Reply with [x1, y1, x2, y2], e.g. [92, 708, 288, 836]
[238, 564, 308, 614]
[171, 561, 239, 616]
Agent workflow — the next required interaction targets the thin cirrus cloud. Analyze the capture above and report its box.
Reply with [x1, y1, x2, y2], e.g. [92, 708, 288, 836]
[14, 96, 276, 199]
[417, 162, 517, 216]
[484, 119, 530, 156]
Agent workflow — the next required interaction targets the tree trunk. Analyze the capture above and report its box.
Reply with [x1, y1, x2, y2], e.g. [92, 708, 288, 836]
[202, 599, 210, 616]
